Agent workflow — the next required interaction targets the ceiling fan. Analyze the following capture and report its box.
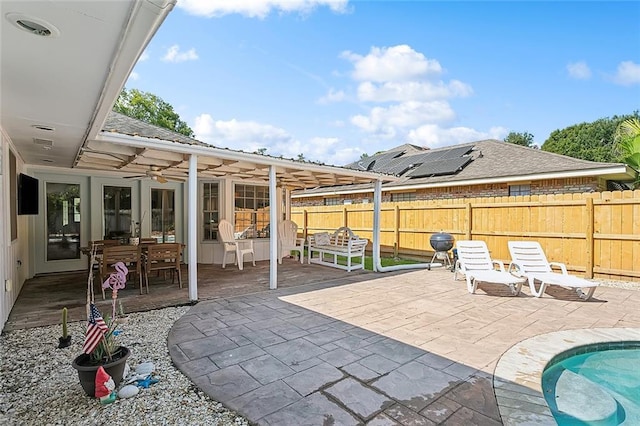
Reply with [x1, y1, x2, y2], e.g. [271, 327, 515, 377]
[125, 166, 184, 184]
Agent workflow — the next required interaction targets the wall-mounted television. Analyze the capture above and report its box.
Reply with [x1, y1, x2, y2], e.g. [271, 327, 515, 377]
[18, 173, 39, 215]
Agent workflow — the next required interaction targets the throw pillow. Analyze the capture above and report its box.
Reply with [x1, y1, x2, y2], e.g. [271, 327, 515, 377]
[314, 232, 331, 246]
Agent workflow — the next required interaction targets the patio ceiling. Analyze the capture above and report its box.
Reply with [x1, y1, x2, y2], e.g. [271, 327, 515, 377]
[0, 0, 175, 169]
[75, 129, 397, 189]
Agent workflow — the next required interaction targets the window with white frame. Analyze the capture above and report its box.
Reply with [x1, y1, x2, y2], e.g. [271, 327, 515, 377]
[234, 184, 270, 238]
[324, 198, 341, 206]
[509, 184, 531, 196]
[391, 192, 416, 202]
[202, 182, 219, 240]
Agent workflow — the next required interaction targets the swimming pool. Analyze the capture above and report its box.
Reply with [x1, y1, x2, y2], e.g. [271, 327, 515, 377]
[542, 341, 640, 425]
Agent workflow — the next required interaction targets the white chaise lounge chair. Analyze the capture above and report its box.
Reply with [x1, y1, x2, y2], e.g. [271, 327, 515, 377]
[454, 240, 524, 296]
[507, 241, 597, 301]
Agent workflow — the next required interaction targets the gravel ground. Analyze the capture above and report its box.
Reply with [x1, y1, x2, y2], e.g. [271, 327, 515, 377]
[1, 278, 637, 425]
[0, 306, 249, 426]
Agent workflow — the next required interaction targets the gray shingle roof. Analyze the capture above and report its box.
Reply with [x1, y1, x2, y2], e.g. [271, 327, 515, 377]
[295, 139, 626, 195]
[103, 111, 208, 146]
[405, 139, 618, 185]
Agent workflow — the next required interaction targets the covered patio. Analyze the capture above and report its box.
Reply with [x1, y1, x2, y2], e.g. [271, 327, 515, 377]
[4, 258, 374, 331]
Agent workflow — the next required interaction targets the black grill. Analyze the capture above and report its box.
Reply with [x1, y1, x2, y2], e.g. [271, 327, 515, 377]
[430, 232, 454, 252]
[428, 232, 455, 271]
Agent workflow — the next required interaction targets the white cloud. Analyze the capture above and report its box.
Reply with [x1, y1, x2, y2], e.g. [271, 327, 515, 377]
[162, 45, 199, 63]
[407, 125, 508, 149]
[567, 61, 591, 80]
[193, 113, 357, 164]
[357, 80, 473, 102]
[350, 101, 456, 136]
[613, 61, 640, 86]
[318, 88, 346, 104]
[177, 0, 349, 19]
[139, 51, 150, 62]
[129, 71, 140, 81]
[194, 114, 294, 153]
[341, 45, 442, 82]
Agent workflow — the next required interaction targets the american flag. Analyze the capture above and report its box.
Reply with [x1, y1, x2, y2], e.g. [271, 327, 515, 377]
[82, 303, 109, 354]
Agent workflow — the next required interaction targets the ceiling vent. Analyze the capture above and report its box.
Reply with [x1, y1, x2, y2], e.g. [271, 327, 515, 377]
[33, 138, 54, 150]
[6, 13, 60, 37]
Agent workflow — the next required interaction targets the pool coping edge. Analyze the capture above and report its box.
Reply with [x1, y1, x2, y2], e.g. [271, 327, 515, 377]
[494, 327, 640, 425]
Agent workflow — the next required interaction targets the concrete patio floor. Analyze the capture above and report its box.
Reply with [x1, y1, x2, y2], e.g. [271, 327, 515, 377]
[168, 268, 640, 425]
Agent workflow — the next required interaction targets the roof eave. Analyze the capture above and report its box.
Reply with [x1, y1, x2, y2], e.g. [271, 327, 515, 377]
[75, 0, 176, 163]
[292, 165, 635, 198]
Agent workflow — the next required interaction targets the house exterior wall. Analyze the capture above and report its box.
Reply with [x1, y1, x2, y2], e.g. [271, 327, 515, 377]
[1, 132, 31, 331]
[292, 176, 601, 206]
[14, 168, 281, 274]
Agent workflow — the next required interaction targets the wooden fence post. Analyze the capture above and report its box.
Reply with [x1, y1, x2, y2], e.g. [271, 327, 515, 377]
[303, 209, 308, 240]
[343, 207, 348, 228]
[585, 197, 594, 278]
[465, 203, 472, 240]
[394, 205, 400, 257]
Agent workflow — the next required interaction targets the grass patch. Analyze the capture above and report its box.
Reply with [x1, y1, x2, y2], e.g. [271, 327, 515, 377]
[299, 250, 422, 271]
[363, 256, 422, 271]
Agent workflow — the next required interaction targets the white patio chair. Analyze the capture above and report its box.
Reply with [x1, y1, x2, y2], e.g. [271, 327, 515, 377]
[218, 219, 255, 270]
[454, 240, 524, 296]
[507, 241, 597, 300]
[278, 220, 305, 264]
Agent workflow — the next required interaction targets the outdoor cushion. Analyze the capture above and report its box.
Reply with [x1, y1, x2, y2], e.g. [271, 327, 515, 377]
[314, 232, 331, 246]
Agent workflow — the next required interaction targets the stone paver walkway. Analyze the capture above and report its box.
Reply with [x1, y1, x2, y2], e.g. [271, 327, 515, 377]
[168, 268, 640, 425]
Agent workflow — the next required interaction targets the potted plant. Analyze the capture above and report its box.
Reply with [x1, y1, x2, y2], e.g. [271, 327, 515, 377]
[72, 246, 130, 397]
[57, 307, 72, 348]
[71, 309, 130, 396]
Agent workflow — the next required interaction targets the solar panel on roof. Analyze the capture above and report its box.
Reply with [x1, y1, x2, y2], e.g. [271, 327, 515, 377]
[367, 151, 405, 171]
[438, 145, 473, 160]
[385, 157, 418, 175]
[406, 157, 472, 178]
[384, 152, 438, 172]
[425, 145, 472, 161]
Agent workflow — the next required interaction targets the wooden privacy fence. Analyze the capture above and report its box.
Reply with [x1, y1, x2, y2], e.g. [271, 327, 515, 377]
[292, 190, 640, 282]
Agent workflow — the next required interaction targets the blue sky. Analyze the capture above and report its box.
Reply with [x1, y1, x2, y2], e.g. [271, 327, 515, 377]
[126, 0, 640, 166]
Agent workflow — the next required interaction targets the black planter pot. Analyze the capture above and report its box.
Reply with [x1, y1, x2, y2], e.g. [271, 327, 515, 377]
[72, 346, 130, 397]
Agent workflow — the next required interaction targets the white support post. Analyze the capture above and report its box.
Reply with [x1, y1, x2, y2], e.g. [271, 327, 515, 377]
[188, 154, 198, 301]
[269, 165, 278, 289]
[373, 179, 382, 272]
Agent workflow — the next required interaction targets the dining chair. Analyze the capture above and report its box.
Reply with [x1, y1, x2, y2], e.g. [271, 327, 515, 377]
[144, 243, 183, 289]
[86, 239, 120, 272]
[100, 244, 144, 298]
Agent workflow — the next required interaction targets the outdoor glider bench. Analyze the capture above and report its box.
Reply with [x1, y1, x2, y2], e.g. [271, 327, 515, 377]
[307, 227, 368, 272]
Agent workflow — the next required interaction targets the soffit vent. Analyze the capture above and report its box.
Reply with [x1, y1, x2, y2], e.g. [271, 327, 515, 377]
[34, 138, 54, 150]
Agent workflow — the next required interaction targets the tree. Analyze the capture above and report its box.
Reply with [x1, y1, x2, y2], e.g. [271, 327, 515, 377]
[541, 113, 640, 162]
[297, 153, 306, 161]
[614, 117, 640, 188]
[114, 88, 194, 137]
[504, 131, 534, 147]
[255, 148, 267, 155]
[360, 153, 369, 160]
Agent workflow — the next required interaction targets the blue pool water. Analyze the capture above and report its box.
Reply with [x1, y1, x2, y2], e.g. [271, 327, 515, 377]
[542, 343, 640, 425]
